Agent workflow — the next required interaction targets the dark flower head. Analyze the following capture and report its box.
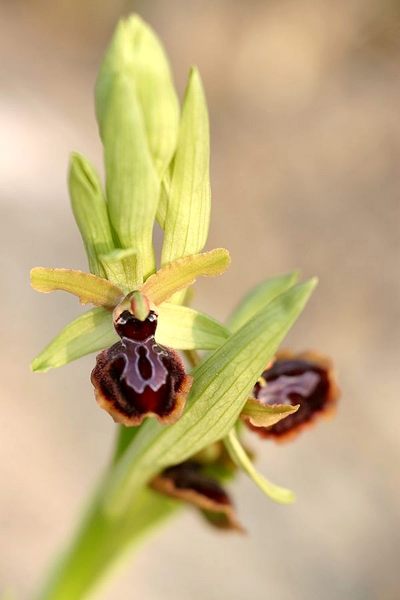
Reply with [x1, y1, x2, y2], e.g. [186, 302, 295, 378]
[249, 351, 339, 442]
[91, 309, 192, 426]
[151, 461, 243, 532]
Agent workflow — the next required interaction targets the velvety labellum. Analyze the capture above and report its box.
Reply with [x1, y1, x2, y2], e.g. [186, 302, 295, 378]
[151, 461, 243, 531]
[257, 371, 320, 406]
[250, 351, 339, 441]
[91, 310, 192, 426]
[120, 338, 169, 394]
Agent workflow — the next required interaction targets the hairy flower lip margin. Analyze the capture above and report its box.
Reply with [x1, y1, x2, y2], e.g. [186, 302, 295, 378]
[91, 310, 192, 426]
[248, 350, 340, 442]
[151, 461, 244, 532]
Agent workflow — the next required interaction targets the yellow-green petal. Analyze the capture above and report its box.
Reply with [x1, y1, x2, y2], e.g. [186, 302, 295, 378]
[30, 268, 123, 308]
[141, 248, 230, 305]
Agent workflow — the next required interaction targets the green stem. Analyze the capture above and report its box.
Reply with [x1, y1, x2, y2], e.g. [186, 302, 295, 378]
[36, 428, 179, 600]
[111, 423, 140, 465]
[36, 348, 198, 599]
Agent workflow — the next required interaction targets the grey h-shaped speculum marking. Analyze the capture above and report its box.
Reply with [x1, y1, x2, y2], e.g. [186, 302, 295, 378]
[257, 372, 319, 406]
[120, 337, 169, 394]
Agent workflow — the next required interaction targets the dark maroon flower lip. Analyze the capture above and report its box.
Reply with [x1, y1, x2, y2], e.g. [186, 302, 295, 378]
[91, 310, 192, 426]
[151, 461, 243, 532]
[248, 350, 339, 442]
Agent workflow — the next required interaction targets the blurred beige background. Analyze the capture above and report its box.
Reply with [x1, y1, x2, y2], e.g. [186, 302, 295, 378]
[1, 0, 400, 598]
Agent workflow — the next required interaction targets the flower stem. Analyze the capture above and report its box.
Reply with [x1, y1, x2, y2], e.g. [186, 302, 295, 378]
[36, 432, 178, 600]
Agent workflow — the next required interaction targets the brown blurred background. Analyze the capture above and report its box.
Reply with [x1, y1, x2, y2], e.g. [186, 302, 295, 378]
[1, 0, 400, 598]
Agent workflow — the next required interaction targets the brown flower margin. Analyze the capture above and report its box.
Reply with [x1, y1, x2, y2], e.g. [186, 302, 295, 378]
[91, 309, 192, 426]
[151, 462, 244, 532]
[150, 351, 339, 526]
[92, 344, 192, 426]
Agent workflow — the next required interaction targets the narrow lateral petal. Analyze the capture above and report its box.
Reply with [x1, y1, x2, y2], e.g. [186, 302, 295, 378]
[141, 248, 230, 305]
[241, 398, 299, 428]
[30, 268, 124, 308]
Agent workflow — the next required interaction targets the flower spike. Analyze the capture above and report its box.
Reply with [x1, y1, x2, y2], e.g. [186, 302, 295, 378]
[28, 14, 340, 596]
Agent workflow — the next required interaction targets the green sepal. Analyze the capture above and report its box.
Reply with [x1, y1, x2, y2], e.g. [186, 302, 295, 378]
[100, 248, 139, 292]
[156, 173, 170, 230]
[68, 153, 115, 279]
[31, 308, 116, 373]
[156, 303, 229, 350]
[96, 16, 179, 177]
[31, 300, 230, 373]
[224, 429, 295, 504]
[227, 271, 299, 332]
[161, 67, 211, 264]
[95, 21, 159, 280]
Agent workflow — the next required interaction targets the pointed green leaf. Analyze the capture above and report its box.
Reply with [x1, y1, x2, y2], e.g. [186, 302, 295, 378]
[96, 23, 159, 280]
[30, 299, 228, 373]
[68, 153, 115, 279]
[156, 303, 229, 350]
[224, 429, 295, 504]
[96, 16, 179, 178]
[105, 279, 317, 512]
[241, 398, 299, 427]
[228, 272, 299, 332]
[141, 248, 230, 305]
[161, 68, 211, 264]
[31, 308, 117, 372]
[30, 268, 123, 308]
